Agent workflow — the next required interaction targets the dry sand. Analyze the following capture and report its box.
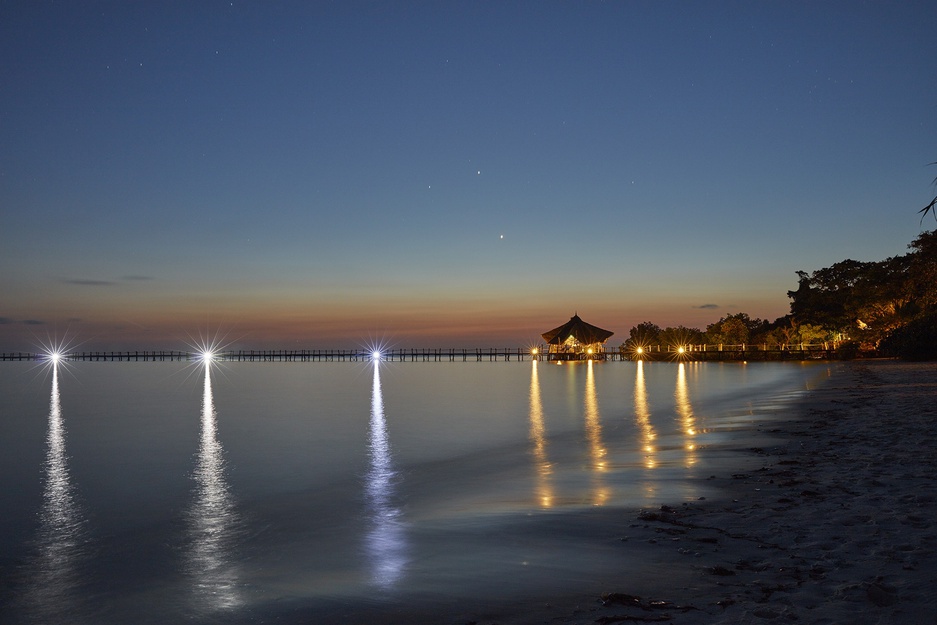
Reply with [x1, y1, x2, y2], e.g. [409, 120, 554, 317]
[529, 360, 937, 625]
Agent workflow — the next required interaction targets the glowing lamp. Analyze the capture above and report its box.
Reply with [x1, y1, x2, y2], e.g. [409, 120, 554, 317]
[47, 351, 62, 364]
[636, 347, 644, 354]
[200, 350, 216, 363]
[677, 346, 686, 354]
[587, 348, 594, 355]
[531, 348, 538, 356]
[372, 350, 381, 361]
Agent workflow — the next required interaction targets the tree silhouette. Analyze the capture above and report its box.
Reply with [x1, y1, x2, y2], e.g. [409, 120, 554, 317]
[920, 160, 937, 223]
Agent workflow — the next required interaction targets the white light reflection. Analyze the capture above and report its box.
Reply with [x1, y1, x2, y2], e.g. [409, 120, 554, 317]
[365, 362, 407, 588]
[199, 350, 217, 364]
[634, 361, 658, 470]
[28, 362, 87, 620]
[528, 360, 554, 508]
[675, 363, 698, 467]
[584, 360, 609, 505]
[186, 364, 241, 610]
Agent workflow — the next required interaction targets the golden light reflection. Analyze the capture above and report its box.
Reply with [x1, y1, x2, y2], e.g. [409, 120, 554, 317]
[528, 360, 554, 508]
[633, 361, 657, 470]
[28, 362, 87, 620]
[675, 363, 698, 467]
[186, 365, 240, 610]
[365, 362, 407, 588]
[584, 360, 609, 505]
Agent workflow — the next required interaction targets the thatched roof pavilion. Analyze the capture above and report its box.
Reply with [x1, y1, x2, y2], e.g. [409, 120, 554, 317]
[541, 314, 614, 360]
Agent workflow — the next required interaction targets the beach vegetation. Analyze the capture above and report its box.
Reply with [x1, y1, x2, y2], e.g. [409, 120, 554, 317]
[880, 311, 937, 360]
[787, 229, 937, 358]
[619, 229, 936, 360]
[626, 321, 662, 348]
[704, 313, 770, 346]
[659, 325, 704, 349]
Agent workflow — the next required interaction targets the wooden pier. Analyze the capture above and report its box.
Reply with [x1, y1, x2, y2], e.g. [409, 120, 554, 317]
[0, 344, 845, 363]
[0, 348, 538, 363]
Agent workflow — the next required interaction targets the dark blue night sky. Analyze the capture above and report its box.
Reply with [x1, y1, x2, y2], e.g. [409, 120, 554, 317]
[2, 1, 935, 349]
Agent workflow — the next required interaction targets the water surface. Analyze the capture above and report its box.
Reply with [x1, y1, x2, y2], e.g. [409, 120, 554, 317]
[0, 359, 828, 623]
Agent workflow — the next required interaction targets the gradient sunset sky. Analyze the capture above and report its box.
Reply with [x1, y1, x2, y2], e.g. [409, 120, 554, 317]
[2, 1, 936, 351]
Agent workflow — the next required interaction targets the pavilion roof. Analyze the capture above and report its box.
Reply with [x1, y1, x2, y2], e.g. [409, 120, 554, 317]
[541, 314, 614, 345]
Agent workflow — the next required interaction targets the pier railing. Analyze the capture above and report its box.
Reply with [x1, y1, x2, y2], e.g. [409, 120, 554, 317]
[0, 348, 537, 362]
[0, 343, 851, 363]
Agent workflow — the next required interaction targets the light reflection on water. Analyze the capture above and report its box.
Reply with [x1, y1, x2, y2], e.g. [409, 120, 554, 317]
[0, 360, 833, 622]
[365, 361, 407, 588]
[186, 364, 241, 610]
[675, 362, 698, 467]
[528, 360, 553, 508]
[633, 361, 657, 470]
[584, 360, 609, 505]
[365, 361, 407, 589]
[25, 363, 88, 621]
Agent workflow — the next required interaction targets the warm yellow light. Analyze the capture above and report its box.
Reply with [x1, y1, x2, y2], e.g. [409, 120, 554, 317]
[636, 347, 644, 354]
[677, 346, 686, 354]
[587, 348, 594, 354]
[531, 348, 538, 355]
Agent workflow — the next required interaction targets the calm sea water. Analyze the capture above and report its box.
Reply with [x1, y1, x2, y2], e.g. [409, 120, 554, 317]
[0, 359, 829, 623]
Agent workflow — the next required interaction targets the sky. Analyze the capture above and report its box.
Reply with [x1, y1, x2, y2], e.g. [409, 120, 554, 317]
[2, 1, 936, 351]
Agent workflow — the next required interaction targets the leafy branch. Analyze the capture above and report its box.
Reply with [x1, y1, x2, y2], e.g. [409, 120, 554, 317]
[920, 161, 937, 224]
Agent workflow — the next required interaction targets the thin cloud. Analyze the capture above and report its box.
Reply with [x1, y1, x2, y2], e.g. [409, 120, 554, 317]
[693, 304, 720, 310]
[60, 278, 115, 286]
[0, 317, 12, 324]
[22, 319, 45, 325]
[122, 275, 154, 281]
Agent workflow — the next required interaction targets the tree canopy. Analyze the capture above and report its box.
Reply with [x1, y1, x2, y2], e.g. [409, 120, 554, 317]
[621, 229, 937, 359]
[787, 230, 935, 349]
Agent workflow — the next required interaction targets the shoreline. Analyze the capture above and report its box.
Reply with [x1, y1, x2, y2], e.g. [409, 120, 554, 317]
[548, 359, 937, 625]
[225, 360, 936, 625]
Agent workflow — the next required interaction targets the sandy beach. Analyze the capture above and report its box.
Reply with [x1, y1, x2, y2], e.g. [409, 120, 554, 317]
[526, 360, 937, 625]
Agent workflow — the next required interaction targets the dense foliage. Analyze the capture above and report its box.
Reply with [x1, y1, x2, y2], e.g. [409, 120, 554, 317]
[623, 229, 937, 360]
[788, 229, 937, 357]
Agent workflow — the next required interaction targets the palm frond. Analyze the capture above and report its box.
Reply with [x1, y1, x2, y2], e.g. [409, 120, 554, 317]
[922, 161, 937, 224]
[921, 196, 937, 224]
